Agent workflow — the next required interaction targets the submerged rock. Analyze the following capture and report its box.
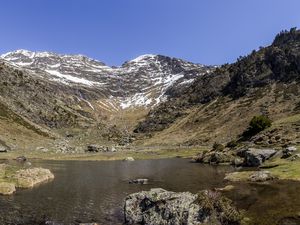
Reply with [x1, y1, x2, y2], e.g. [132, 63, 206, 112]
[215, 185, 235, 192]
[124, 188, 242, 225]
[129, 178, 148, 184]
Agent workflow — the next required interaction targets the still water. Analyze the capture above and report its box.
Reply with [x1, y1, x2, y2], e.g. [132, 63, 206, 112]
[0, 158, 299, 225]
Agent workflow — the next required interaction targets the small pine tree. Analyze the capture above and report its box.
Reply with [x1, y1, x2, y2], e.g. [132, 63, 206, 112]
[241, 115, 272, 139]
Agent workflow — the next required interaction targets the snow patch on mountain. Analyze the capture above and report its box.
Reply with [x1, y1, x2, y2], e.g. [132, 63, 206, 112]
[45, 69, 100, 86]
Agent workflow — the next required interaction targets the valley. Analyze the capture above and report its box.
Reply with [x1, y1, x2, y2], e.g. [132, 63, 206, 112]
[0, 28, 299, 225]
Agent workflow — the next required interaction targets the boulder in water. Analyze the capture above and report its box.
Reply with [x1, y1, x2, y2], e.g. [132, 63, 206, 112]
[124, 188, 242, 225]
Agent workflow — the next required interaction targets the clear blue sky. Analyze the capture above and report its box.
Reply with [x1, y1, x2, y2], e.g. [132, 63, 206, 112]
[0, 0, 299, 66]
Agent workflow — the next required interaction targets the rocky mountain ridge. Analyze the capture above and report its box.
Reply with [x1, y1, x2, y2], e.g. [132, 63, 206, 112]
[1, 50, 212, 111]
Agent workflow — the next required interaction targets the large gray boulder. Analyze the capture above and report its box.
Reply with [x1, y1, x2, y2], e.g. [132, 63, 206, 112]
[238, 148, 276, 167]
[124, 188, 242, 225]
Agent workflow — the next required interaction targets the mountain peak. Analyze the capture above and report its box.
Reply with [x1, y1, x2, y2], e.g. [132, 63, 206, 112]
[130, 54, 157, 63]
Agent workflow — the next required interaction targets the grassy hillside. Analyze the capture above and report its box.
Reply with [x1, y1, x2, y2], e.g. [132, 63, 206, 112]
[134, 28, 300, 146]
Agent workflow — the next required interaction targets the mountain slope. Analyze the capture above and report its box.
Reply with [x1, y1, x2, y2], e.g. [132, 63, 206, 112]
[134, 28, 300, 146]
[0, 51, 213, 150]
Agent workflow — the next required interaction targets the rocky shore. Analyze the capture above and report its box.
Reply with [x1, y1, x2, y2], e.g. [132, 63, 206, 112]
[0, 162, 54, 195]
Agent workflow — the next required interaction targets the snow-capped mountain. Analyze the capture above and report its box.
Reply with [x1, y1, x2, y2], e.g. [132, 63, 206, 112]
[1, 50, 213, 111]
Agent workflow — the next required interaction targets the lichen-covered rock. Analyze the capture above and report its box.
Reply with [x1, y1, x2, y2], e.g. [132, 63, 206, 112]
[0, 182, 16, 195]
[225, 170, 277, 182]
[192, 150, 234, 165]
[124, 188, 242, 225]
[248, 171, 277, 182]
[14, 167, 54, 188]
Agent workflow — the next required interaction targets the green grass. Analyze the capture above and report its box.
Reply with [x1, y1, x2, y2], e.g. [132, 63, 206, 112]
[226, 145, 300, 182]
[273, 113, 300, 125]
[0, 147, 206, 161]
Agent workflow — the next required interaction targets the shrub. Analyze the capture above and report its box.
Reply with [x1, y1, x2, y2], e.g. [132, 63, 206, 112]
[242, 115, 272, 138]
[249, 115, 272, 133]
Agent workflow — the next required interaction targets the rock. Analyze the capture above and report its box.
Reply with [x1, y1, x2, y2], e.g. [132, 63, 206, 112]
[191, 151, 206, 163]
[24, 161, 32, 167]
[124, 157, 134, 161]
[79, 223, 100, 225]
[0, 145, 8, 153]
[15, 155, 27, 162]
[215, 185, 235, 192]
[124, 188, 242, 225]
[0, 182, 16, 195]
[233, 157, 244, 166]
[282, 146, 297, 158]
[129, 179, 148, 184]
[248, 171, 278, 182]
[224, 172, 248, 182]
[241, 148, 276, 167]
[14, 167, 54, 188]
[286, 146, 297, 152]
[225, 170, 277, 182]
[86, 144, 107, 152]
[291, 154, 300, 161]
[36, 147, 48, 152]
[110, 146, 117, 152]
[192, 150, 234, 164]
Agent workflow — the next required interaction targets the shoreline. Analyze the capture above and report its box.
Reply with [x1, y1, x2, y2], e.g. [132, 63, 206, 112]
[0, 147, 205, 162]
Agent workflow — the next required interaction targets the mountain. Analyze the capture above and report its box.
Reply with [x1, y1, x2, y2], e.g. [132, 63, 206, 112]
[1, 50, 212, 111]
[134, 28, 300, 146]
[0, 51, 213, 150]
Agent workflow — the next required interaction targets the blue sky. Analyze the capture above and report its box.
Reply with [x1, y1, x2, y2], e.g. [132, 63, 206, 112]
[0, 0, 299, 66]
